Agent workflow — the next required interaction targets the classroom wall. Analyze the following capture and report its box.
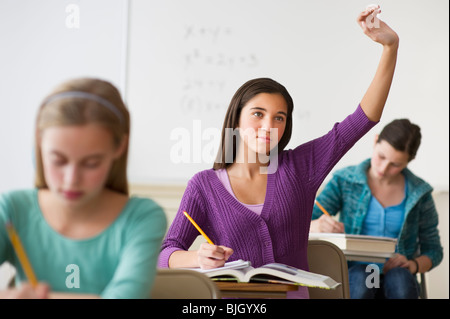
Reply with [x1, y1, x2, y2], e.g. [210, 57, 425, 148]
[0, 1, 448, 191]
[0, 0, 128, 193]
[2, 1, 447, 192]
[426, 191, 449, 299]
[126, 0, 449, 191]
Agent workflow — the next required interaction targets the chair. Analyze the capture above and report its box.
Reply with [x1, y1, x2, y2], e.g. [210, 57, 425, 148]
[307, 239, 350, 299]
[150, 268, 222, 299]
[418, 273, 427, 299]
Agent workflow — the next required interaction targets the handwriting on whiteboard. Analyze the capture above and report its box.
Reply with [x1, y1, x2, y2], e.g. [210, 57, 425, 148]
[184, 25, 233, 42]
[180, 24, 259, 115]
[184, 49, 258, 70]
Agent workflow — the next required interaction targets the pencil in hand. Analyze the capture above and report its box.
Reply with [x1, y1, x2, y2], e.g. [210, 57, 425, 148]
[5, 221, 38, 288]
[183, 211, 214, 245]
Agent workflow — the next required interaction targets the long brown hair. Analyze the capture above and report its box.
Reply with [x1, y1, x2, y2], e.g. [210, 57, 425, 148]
[213, 78, 294, 170]
[34, 78, 130, 195]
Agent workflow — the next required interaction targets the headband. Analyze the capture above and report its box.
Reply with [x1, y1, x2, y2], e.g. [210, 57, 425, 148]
[43, 91, 124, 124]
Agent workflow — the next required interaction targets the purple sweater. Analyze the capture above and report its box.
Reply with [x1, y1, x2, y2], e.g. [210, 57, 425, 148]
[159, 105, 377, 272]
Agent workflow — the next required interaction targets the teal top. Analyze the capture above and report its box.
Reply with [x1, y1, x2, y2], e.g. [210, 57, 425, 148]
[312, 158, 443, 269]
[361, 182, 407, 238]
[0, 189, 167, 299]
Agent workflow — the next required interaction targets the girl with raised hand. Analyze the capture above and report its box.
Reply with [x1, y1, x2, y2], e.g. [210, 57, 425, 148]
[159, 5, 399, 299]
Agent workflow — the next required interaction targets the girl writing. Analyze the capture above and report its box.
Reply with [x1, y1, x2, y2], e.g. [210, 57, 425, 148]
[311, 119, 443, 298]
[0, 78, 166, 298]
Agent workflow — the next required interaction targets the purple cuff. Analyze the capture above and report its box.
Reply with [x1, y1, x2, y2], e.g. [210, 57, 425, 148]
[158, 246, 184, 268]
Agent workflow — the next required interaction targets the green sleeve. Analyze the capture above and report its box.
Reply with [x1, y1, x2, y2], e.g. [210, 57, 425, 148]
[417, 192, 443, 268]
[0, 193, 14, 265]
[101, 198, 167, 299]
[312, 175, 343, 220]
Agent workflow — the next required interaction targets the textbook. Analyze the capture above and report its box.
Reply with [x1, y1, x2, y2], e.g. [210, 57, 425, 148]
[308, 233, 397, 254]
[189, 260, 340, 289]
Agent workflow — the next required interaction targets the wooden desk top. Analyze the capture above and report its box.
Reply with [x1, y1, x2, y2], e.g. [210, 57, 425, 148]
[215, 281, 298, 298]
[215, 282, 298, 292]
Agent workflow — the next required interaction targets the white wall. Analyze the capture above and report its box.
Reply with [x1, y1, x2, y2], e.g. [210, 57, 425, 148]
[427, 191, 449, 299]
[1, 0, 448, 190]
[0, 0, 128, 192]
[126, 0, 449, 190]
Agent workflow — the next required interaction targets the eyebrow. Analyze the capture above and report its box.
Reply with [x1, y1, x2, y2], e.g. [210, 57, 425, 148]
[377, 151, 407, 165]
[50, 150, 105, 161]
[250, 107, 287, 117]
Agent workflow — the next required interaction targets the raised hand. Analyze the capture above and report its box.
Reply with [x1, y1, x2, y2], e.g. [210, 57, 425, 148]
[357, 5, 399, 48]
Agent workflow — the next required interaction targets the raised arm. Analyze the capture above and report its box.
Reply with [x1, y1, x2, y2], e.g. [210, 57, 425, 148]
[358, 5, 400, 122]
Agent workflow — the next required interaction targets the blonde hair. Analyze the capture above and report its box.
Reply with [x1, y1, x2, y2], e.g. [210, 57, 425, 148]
[34, 78, 130, 195]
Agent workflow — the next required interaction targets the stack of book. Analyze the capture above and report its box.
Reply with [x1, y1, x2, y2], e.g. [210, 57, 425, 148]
[308, 233, 397, 262]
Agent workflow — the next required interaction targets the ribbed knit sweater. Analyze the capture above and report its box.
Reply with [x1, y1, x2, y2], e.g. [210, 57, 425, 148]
[159, 105, 377, 272]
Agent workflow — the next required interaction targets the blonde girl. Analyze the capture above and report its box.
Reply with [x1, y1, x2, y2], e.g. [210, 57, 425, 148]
[0, 78, 166, 298]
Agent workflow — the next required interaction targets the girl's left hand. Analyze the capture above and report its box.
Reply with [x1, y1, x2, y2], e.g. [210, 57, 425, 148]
[357, 5, 399, 48]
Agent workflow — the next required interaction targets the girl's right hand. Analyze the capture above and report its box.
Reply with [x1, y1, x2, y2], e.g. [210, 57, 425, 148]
[0, 282, 49, 299]
[197, 243, 234, 269]
[311, 214, 345, 233]
[357, 5, 399, 48]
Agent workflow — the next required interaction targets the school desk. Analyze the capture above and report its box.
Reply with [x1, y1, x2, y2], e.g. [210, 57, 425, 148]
[214, 282, 298, 299]
[343, 252, 395, 263]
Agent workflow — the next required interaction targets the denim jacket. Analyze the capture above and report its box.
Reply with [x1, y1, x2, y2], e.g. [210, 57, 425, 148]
[312, 158, 443, 269]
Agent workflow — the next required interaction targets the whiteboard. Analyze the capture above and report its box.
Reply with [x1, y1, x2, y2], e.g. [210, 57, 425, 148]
[126, 0, 449, 190]
[0, 0, 128, 192]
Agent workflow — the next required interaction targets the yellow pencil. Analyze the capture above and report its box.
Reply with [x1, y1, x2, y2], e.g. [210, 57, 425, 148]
[5, 222, 38, 288]
[183, 211, 215, 245]
[314, 200, 331, 217]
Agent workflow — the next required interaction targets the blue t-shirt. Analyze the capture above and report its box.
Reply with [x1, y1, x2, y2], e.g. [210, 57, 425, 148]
[0, 189, 167, 298]
[361, 182, 407, 239]
[355, 182, 407, 271]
